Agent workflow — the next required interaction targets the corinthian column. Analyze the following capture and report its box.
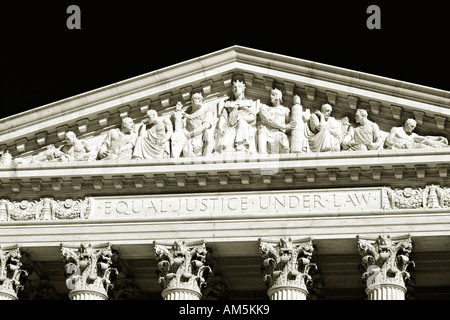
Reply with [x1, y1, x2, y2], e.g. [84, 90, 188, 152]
[154, 240, 211, 300]
[61, 242, 118, 300]
[259, 237, 317, 300]
[0, 244, 28, 300]
[357, 234, 414, 300]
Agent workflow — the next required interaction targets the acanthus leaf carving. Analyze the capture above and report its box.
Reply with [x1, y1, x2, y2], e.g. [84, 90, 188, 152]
[357, 234, 414, 292]
[0, 245, 28, 299]
[61, 242, 118, 299]
[259, 237, 317, 293]
[154, 240, 211, 297]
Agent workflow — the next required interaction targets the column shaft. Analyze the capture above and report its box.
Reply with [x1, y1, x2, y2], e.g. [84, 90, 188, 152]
[268, 286, 308, 300]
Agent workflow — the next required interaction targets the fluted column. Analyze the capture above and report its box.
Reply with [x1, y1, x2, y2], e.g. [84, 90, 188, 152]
[154, 240, 211, 300]
[0, 244, 28, 300]
[357, 234, 414, 300]
[61, 242, 118, 300]
[259, 237, 317, 300]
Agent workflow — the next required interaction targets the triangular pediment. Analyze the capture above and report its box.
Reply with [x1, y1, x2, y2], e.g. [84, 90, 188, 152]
[1, 45, 449, 161]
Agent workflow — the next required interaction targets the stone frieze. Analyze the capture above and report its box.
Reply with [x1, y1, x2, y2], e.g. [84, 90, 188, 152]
[0, 185, 448, 222]
[0, 198, 90, 221]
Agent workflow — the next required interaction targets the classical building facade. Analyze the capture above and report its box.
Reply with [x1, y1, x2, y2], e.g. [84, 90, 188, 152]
[0, 46, 449, 300]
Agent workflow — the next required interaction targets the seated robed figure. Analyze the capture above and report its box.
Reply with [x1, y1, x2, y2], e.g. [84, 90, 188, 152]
[132, 110, 173, 159]
[307, 103, 341, 152]
[97, 117, 138, 161]
[342, 109, 383, 151]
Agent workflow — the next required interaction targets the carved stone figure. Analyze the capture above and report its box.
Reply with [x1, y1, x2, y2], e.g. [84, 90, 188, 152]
[132, 110, 173, 159]
[0, 150, 12, 165]
[217, 80, 258, 153]
[307, 103, 341, 152]
[290, 95, 311, 153]
[258, 88, 296, 154]
[97, 117, 138, 161]
[170, 101, 188, 158]
[384, 118, 449, 149]
[343, 109, 382, 151]
[181, 93, 215, 157]
[339, 115, 354, 150]
[45, 131, 95, 162]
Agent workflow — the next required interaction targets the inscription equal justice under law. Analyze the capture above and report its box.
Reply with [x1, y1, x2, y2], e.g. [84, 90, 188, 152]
[91, 187, 382, 218]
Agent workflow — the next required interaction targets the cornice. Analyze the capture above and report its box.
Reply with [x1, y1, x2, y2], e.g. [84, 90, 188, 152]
[0, 149, 448, 199]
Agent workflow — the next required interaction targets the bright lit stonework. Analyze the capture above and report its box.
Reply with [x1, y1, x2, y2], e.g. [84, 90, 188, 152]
[0, 46, 449, 299]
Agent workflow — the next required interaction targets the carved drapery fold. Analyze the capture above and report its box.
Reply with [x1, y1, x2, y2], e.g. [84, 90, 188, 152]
[61, 242, 118, 300]
[154, 240, 211, 300]
[259, 237, 317, 300]
[357, 234, 414, 300]
[0, 244, 28, 300]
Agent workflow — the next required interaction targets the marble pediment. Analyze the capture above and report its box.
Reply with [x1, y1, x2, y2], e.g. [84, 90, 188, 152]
[1, 45, 449, 165]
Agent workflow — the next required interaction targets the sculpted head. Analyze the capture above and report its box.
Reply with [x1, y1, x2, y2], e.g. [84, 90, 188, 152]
[293, 95, 301, 105]
[65, 131, 77, 145]
[191, 92, 203, 109]
[175, 101, 183, 112]
[403, 118, 417, 133]
[270, 88, 283, 105]
[121, 117, 135, 133]
[146, 109, 158, 124]
[321, 104, 333, 120]
[232, 80, 246, 98]
[355, 109, 368, 124]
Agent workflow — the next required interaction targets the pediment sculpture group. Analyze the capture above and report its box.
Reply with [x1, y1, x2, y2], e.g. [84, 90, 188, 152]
[1, 80, 449, 164]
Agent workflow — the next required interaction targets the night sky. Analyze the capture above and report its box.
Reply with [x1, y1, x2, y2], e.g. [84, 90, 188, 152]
[1, 2, 448, 120]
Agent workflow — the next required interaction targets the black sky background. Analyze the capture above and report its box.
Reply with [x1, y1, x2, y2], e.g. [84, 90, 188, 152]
[1, 1, 448, 120]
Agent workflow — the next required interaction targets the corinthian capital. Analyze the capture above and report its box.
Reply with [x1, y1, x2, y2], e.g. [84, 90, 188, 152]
[357, 234, 414, 292]
[154, 240, 211, 299]
[0, 244, 28, 300]
[61, 242, 118, 300]
[259, 237, 317, 292]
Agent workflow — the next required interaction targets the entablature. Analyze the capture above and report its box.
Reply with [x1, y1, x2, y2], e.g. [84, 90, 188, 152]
[0, 149, 448, 200]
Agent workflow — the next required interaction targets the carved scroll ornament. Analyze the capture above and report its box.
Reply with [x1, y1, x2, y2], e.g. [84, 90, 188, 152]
[382, 185, 450, 210]
[0, 198, 90, 221]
